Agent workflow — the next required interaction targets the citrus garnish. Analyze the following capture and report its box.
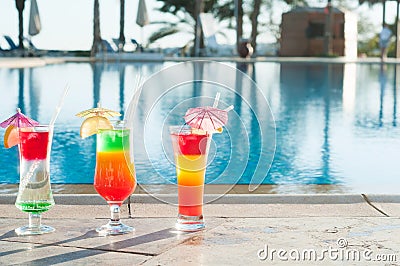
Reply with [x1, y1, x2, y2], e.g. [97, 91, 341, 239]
[4, 125, 19, 148]
[191, 127, 223, 134]
[191, 128, 207, 135]
[80, 116, 113, 139]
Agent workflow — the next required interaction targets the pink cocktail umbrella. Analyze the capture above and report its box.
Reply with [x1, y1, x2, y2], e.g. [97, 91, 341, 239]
[0, 108, 39, 128]
[184, 106, 228, 132]
[184, 93, 233, 132]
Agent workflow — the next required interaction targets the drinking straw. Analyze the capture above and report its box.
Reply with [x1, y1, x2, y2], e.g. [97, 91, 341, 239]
[213, 92, 221, 108]
[125, 74, 144, 128]
[49, 84, 70, 126]
[19, 84, 69, 194]
[213, 92, 234, 112]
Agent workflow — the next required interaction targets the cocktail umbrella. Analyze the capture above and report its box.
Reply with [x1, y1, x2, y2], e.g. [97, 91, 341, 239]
[75, 103, 121, 118]
[184, 106, 228, 132]
[136, 0, 149, 48]
[184, 93, 234, 132]
[0, 108, 39, 128]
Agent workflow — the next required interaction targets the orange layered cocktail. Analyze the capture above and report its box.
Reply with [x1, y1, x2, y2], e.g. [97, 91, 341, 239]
[94, 128, 136, 206]
[77, 104, 135, 235]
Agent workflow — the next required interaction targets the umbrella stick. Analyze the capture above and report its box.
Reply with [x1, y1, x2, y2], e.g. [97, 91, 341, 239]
[224, 105, 234, 112]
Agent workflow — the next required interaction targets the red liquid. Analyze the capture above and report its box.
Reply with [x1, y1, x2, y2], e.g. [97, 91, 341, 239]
[94, 151, 136, 206]
[19, 131, 49, 160]
[173, 133, 208, 155]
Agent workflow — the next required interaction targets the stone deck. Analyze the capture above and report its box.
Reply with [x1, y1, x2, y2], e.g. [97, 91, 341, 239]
[0, 194, 399, 265]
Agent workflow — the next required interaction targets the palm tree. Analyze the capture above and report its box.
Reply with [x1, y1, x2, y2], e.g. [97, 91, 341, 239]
[119, 0, 126, 51]
[91, 0, 102, 56]
[194, 0, 205, 56]
[235, 0, 243, 54]
[150, 0, 218, 55]
[15, 0, 25, 50]
[358, 0, 383, 25]
[250, 0, 261, 54]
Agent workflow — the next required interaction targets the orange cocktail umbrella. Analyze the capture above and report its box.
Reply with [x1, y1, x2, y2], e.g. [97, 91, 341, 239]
[75, 103, 121, 118]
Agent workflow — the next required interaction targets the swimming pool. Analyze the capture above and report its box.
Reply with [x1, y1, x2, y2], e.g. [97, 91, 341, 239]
[0, 60, 399, 193]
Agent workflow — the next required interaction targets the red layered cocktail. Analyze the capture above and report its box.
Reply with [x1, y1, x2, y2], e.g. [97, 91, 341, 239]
[170, 126, 211, 231]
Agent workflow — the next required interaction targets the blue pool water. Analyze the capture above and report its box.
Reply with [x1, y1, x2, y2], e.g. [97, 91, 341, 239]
[0, 61, 399, 193]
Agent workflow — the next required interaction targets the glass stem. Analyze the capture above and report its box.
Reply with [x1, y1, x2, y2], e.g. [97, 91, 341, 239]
[110, 205, 121, 226]
[29, 213, 41, 229]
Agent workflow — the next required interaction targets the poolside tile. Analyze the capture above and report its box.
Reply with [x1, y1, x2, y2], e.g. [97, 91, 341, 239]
[365, 203, 400, 217]
[202, 203, 381, 218]
[0, 240, 150, 265]
[0, 217, 224, 256]
[143, 217, 400, 265]
[362, 195, 400, 217]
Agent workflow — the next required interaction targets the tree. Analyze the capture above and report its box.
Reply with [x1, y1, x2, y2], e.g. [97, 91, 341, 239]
[236, 0, 244, 54]
[151, 0, 219, 54]
[91, 0, 102, 56]
[119, 0, 126, 51]
[15, 0, 25, 50]
[250, 0, 261, 53]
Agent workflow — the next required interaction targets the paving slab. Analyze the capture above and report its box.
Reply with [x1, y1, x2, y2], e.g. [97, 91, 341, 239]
[363, 203, 400, 217]
[203, 203, 382, 218]
[0, 202, 383, 220]
[0, 195, 398, 265]
[0, 240, 150, 265]
[0, 217, 223, 256]
[363, 194, 400, 217]
[144, 217, 400, 266]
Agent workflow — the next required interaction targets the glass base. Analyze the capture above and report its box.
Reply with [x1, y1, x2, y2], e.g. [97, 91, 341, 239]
[176, 214, 205, 232]
[96, 220, 134, 236]
[15, 224, 55, 236]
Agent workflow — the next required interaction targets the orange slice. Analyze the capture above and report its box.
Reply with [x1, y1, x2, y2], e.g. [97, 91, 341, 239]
[80, 116, 113, 139]
[191, 127, 223, 134]
[4, 125, 19, 148]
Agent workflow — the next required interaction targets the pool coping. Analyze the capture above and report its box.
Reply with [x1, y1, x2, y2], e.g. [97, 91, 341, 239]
[0, 183, 372, 195]
[2, 56, 400, 69]
[1, 194, 399, 205]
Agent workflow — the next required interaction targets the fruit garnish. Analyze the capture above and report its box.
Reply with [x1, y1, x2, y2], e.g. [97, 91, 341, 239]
[4, 125, 19, 148]
[191, 127, 223, 134]
[191, 128, 207, 135]
[80, 116, 113, 139]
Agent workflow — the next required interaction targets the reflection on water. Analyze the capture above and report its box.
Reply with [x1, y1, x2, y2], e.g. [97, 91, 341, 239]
[0, 61, 400, 193]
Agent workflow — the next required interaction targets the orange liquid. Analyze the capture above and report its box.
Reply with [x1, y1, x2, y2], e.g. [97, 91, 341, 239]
[94, 151, 136, 206]
[176, 154, 207, 216]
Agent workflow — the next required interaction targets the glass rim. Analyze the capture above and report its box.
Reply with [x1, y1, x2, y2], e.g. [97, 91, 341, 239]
[19, 125, 53, 131]
[169, 125, 208, 136]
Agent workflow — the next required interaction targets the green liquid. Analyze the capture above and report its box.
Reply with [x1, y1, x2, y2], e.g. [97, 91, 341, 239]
[16, 201, 54, 214]
[97, 129, 130, 152]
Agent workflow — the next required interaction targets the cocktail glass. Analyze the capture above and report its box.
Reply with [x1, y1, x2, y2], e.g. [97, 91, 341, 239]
[170, 125, 212, 231]
[15, 125, 55, 235]
[94, 121, 136, 235]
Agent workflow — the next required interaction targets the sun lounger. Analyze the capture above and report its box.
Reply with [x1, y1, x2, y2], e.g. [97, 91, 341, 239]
[101, 39, 118, 53]
[3, 35, 18, 50]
